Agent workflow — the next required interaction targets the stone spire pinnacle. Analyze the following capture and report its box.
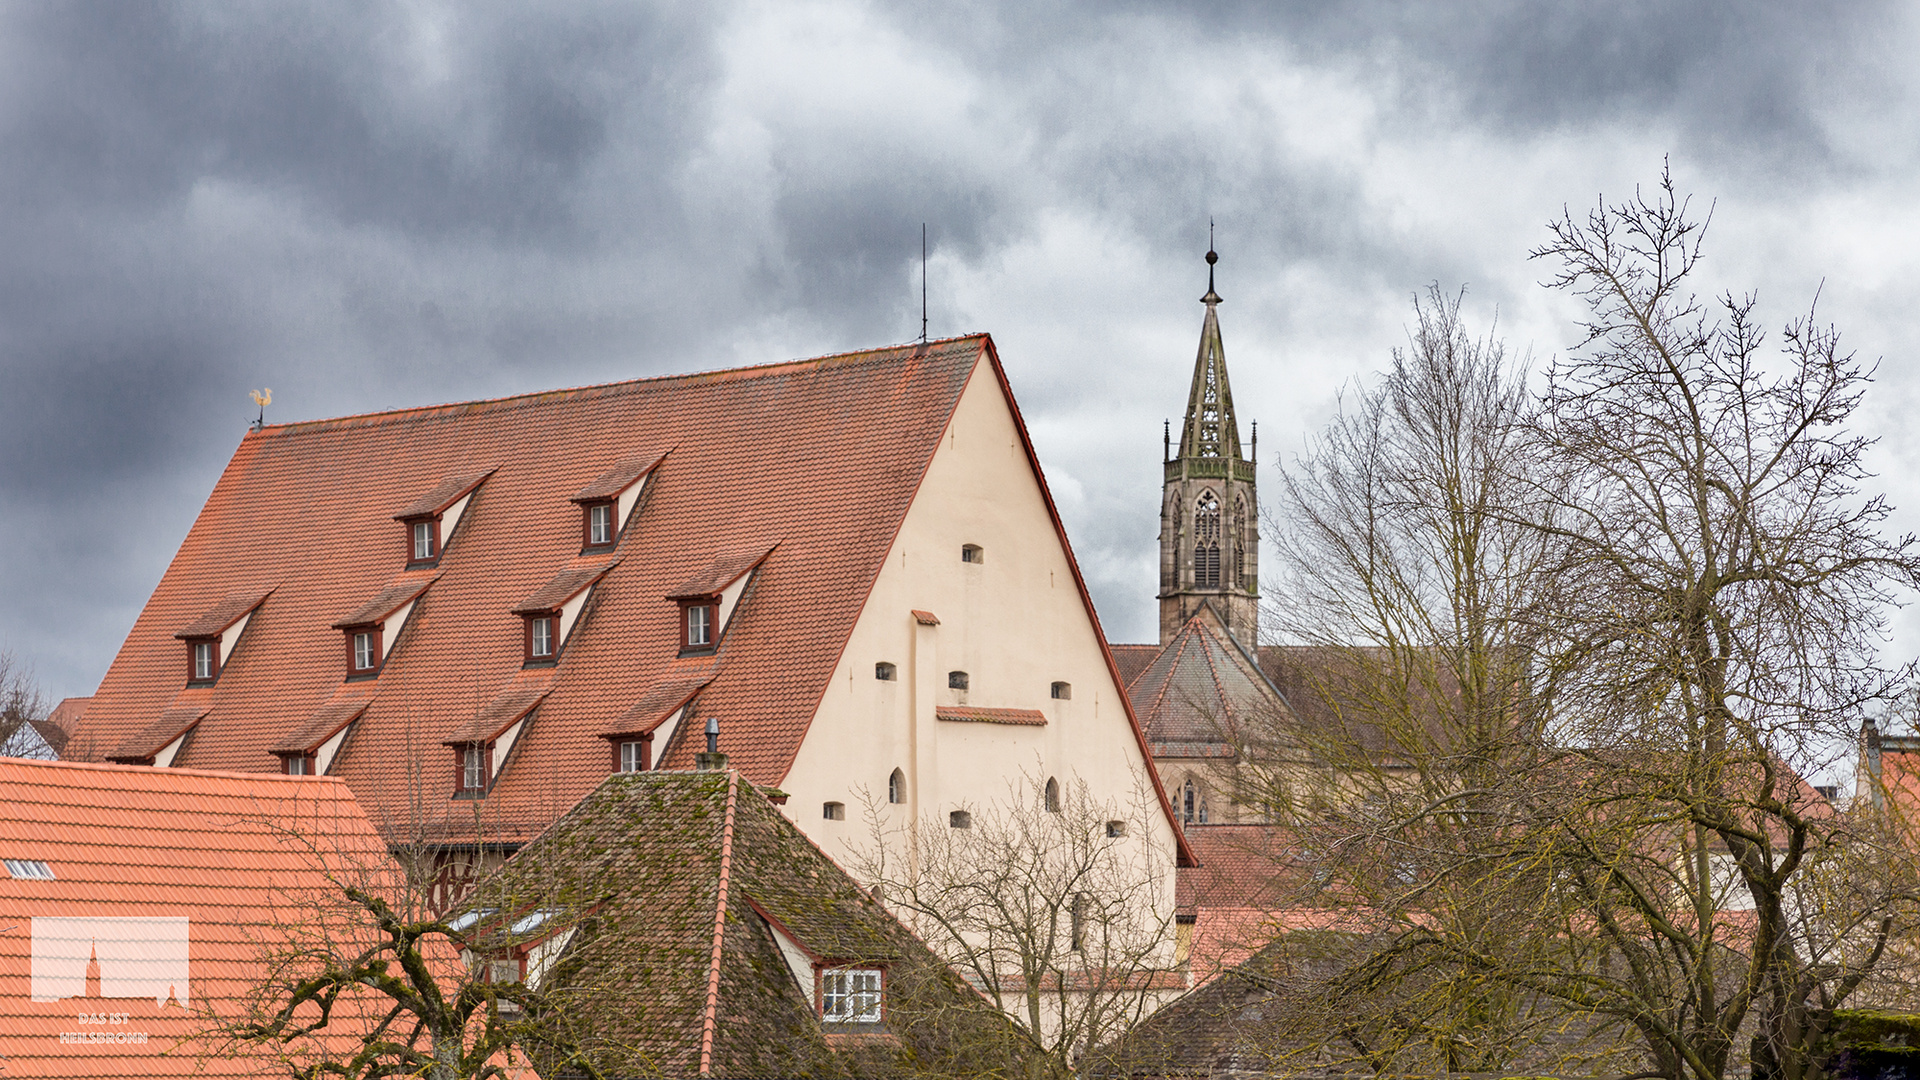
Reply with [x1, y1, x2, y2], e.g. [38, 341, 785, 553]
[1177, 245, 1242, 462]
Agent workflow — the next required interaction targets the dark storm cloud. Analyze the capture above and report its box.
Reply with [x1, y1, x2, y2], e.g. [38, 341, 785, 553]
[1, 0, 1915, 699]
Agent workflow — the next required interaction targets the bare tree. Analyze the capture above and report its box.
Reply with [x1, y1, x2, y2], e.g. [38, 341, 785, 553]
[854, 773, 1178, 1080]
[1243, 172, 1920, 1080]
[0, 649, 50, 758]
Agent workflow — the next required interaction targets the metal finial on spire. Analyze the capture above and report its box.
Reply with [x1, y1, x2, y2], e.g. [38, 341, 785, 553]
[1203, 223, 1221, 305]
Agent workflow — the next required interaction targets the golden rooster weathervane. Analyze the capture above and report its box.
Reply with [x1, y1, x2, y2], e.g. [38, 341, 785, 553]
[250, 388, 272, 430]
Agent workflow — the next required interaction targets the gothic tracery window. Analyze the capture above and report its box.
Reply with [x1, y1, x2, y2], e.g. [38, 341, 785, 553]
[1193, 491, 1221, 588]
[1232, 495, 1249, 588]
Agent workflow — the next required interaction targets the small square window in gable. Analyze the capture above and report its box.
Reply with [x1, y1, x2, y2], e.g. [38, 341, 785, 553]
[570, 451, 665, 553]
[173, 586, 274, 687]
[392, 468, 495, 568]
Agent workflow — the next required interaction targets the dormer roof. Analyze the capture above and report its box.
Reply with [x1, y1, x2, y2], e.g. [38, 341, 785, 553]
[106, 704, 210, 764]
[393, 468, 495, 521]
[512, 560, 618, 615]
[664, 544, 776, 600]
[443, 679, 552, 747]
[330, 574, 437, 629]
[269, 697, 370, 757]
[570, 451, 667, 504]
[602, 673, 715, 740]
[173, 587, 274, 640]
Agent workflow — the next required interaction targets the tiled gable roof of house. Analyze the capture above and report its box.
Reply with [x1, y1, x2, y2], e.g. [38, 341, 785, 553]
[493, 768, 1026, 1079]
[0, 758, 396, 1078]
[68, 334, 1182, 855]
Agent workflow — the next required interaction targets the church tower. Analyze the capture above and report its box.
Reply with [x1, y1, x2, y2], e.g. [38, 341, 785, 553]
[1158, 246, 1258, 645]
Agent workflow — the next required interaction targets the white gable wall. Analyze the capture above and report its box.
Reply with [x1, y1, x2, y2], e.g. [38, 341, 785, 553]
[779, 354, 1178, 923]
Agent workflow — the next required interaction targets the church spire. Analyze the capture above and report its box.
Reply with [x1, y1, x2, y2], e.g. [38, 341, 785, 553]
[1157, 241, 1260, 646]
[1176, 245, 1244, 463]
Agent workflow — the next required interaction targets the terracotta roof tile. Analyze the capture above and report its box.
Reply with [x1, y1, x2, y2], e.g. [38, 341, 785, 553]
[570, 450, 667, 503]
[68, 334, 1194, 863]
[444, 678, 553, 746]
[664, 545, 776, 600]
[910, 609, 940, 626]
[1108, 644, 1159, 688]
[106, 705, 210, 763]
[1128, 613, 1290, 751]
[330, 573, 439, 629]
[602, 673, 715, 738]
[0, 758, 397, 1078]
[392, 468, 496, 520]
[269, 695, 372, 756]
[511, 560, 617, 614]
[935, 706, 1047, 727]
[173, 587, 275, 639]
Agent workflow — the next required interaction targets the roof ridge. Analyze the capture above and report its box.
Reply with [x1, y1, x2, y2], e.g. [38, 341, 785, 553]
[0, 756, 350, 784]
[698, 770, 741, 1077]
[254, 334, 992, 438]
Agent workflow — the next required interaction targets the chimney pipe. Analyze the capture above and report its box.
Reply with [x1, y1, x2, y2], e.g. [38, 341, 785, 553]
[696, 716, 727, 771]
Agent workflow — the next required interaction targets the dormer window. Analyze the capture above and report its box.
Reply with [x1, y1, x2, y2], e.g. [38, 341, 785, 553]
[821, 967, 884, 1025]
[188, 640, 218, 683]
[284, 754, 315, 776]
[349, 629, 381, 676]
[175, 587, 273, 688]
[459, 744, 489, 792]
[583, 501, 616, 549]
[617, 740, 646, 772]
[682, 602, 715, 653]
[443, 684, 546, 799]
[393, 468, 494, 568]
[525, 614, 556, 663]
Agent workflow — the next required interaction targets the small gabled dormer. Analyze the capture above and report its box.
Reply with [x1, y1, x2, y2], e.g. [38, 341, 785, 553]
[665, 544, 774, 657]
[269, 698, 367, 776]
[600, 674, 712, 772]
[330, 576, 436, 680]
[511, 561, 617, 667]
[570, 451, 665, 553]
[173, 586, 273, 686]
[393, 468, 495, 568]
[444, 683, 549, 798]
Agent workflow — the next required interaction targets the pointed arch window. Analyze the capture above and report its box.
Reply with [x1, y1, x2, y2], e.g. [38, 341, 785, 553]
[1193, 491, 1221, 588]
[1232, 495, 1249, 587]
[1044, 777, 1061, 813]
[1182, 779, 1196, 824]
[888, 768, 906, 805]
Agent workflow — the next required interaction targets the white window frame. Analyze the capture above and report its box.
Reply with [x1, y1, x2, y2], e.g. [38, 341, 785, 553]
[463, 745, 486, 791]
[412, 519, 436, 562]
[531, 617, 554, 658]
[353, 632, 376, 671]
[192, 641, 216, 681]
[686, 604, 712, 647]
[618, 740, 645, 773]
[820, 966, 883, 1024]
[588, 503, 613, 546]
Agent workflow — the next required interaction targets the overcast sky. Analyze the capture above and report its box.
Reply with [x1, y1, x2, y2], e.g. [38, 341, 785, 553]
[4, 1, 1920, 721]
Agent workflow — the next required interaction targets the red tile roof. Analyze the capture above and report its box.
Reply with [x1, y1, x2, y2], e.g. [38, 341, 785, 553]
[444, 677, 553, 746]
[1109, 644, 1159, 688]
[69, 334, 1193, 864]
[570, 451, 666, 503]
[330, 572, 439, 629]
[0, 758, 396, 1078]
[392, 467, 496, 520]
[910, 609, 941, 626]
[935, 706, 1048, 727]
[664, 544, 775, 600]
[602, 673, 714, 739]
[172, 587, 274, 640]
[511, 560, 617, 614]
[268, 696, 370, 756]
[105, 704, 209, 764]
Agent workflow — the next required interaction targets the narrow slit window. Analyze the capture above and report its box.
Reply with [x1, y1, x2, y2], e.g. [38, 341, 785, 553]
[1044, 777, 1061, 813]
[961, 544, 983, 564]
[823, 801, 846, 821]
[875, 662, 897, 681]
[888, 769, 905, 805]
[1051, 681, 1071, 700]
